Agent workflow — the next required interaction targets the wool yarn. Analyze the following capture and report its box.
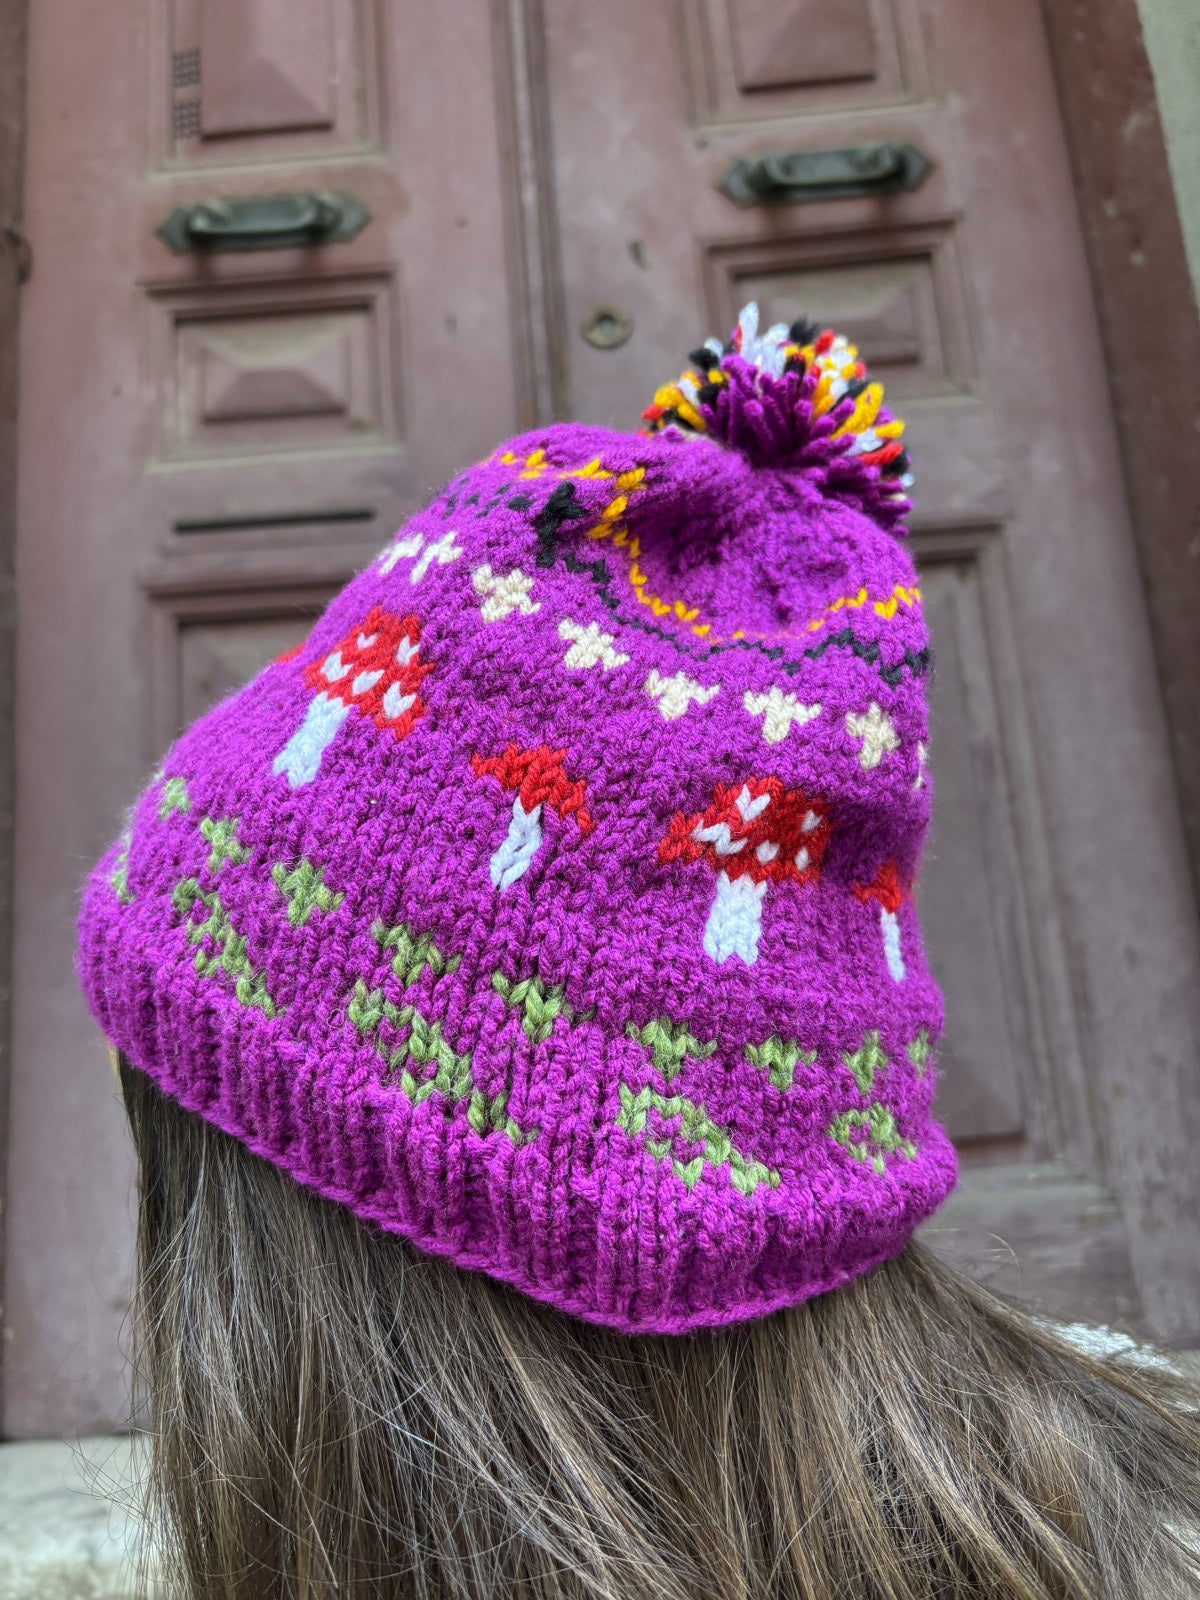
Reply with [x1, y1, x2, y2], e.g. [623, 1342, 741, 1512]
[78, 305, 956, 1333]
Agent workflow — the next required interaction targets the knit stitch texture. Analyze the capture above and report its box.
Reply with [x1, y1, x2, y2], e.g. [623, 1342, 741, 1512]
[77, 308, 956, 1333]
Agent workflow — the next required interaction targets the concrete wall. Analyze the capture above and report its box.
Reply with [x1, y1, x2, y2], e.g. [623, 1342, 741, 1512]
[1136, 0, 1200, 305]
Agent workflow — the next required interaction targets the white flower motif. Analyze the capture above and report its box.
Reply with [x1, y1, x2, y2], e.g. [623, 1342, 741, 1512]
[558, 619, 630, 671]
[377, 532, 423, 575]
[410, 530, 461, 583]
[743, 687, 822, 745]
[377, 529, 462, 582]
[846, 702, 901, 771]
[472, 564, 539, 622]
[644, 669, 719, 721]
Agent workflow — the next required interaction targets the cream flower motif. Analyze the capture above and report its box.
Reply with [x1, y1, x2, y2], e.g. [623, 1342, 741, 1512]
[644, 669, 719, 721]
[846, 702, 900, 770]
[558, 619, 630, 671]
[377, 529, 462, 582]
[472, 564, 539, 622]
[377, 532, 423, 575]
[743, 687, 821, 745]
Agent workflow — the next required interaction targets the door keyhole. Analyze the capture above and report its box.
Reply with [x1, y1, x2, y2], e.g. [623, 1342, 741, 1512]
[582, 307, 633, 350]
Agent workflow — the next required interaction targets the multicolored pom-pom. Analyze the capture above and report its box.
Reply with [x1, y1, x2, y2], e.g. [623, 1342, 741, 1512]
[642, 303, 914, 533]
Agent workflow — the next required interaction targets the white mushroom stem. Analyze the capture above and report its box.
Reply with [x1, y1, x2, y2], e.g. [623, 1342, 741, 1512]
[273, 692, 350, 789]
[703, 871, 768, 966]
[880, 907, 906, 982]
[489, 797, 543, 889]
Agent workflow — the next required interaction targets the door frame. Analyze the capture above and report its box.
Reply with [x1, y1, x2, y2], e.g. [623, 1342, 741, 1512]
[1038, 0, 1200, 913]
[0, 0, 30, 1427]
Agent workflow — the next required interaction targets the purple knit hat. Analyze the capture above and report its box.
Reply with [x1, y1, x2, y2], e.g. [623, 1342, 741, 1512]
[78, 306, 956, 1334]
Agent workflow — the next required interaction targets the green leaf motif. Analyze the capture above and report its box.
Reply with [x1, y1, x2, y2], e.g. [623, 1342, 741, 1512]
[829, 1103, 916, 1175]
[272, 859, 344, 928]
[349, 966, 532, 1148]
[617, 1081, 778, 1195]
[906, 1027, 932, 1075]
[744, 1034, 817, 1091]
[625, 1016, 717, 1082]
[171, 877, 278, 1018]
[199, 815, 249, 874]
[110, 831, 135, 905]
[492, 971, 594, 1042]
[843, 1030, 888, 1095]
[373, 918, 461, 988]
[157, 776, 191, 820]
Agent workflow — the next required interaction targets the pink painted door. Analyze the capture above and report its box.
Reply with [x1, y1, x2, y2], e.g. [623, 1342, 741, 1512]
[534, 0, 1200, 1334]
[9, 0, 540, 1435]
[10, 0, 1200, 1435]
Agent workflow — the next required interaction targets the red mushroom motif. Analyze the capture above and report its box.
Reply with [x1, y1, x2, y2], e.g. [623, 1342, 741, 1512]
[472, 743, 594, 889]
[854, 859, 908, 983]
[659, 777, 832, 965]
[273, 605, 431, 788]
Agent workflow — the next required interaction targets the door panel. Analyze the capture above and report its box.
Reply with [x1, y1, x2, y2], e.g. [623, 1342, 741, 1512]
[163, 0, 378, 159]
[179, 615, 316, 725]
[198, 0, 337, 138]
[165, 282, 398, 458]
[706, 222, 973, 400]
[146, 571, 351, 752]
[538, 0, 1200, 1331]
[915, 547, 1031, 1147]
[687, 0, 926, 118]
[728, 0, 879, 91]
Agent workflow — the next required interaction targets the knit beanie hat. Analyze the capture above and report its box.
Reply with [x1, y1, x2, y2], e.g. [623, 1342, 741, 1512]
[78, 305, 956, 1334]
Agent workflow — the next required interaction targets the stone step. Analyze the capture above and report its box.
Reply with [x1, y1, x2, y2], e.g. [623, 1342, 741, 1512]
[0, 1436, 156, 1599]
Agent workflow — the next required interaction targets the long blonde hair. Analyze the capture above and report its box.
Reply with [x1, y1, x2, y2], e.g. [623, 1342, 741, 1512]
[120, 1056, 1200, 1599]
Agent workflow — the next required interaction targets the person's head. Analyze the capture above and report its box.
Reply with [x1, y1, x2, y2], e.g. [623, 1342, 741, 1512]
[85, 311, 1200, 1597]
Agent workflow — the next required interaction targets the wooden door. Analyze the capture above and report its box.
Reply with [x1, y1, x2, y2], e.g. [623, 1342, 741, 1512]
[9, 0, 1200, 1436]
[533, 0, 1200, 1335]
[8, 0, 542, 1436]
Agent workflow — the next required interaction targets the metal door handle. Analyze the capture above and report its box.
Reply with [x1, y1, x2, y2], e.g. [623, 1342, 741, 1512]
[157, 190, 369, 253]
[719, 142, 932, 206]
